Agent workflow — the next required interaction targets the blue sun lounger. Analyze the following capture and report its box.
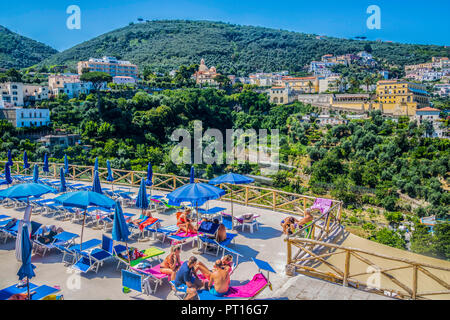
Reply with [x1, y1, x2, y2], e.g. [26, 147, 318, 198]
[122, 269, 152, 296]
[71, 235, 115, 273]
[198, 232, 238, 256]
[0, 283, 39, 300]
[0, 283, 60, 300]
[196, 258, 276, 300]
[34, 230, 78, 257]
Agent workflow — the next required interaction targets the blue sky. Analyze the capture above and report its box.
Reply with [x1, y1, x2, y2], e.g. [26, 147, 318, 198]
[1, 0, 449, 51]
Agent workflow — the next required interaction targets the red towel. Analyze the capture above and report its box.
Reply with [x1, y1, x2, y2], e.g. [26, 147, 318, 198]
[139, 217, 158, 231]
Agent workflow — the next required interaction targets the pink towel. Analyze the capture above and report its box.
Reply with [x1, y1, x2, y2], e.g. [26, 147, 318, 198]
[219, 273, 268, 298]
[311, 198, 333, 214]
[174, 231, 197, 238]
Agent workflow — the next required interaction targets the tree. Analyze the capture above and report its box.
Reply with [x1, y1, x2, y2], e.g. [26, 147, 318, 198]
[370, 228, 406, 249]
[80, 71, 113, 112]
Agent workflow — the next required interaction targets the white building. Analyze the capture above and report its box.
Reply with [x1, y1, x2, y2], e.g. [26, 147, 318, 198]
[113, 76, 137, 85]
[0, 82, 24, 106]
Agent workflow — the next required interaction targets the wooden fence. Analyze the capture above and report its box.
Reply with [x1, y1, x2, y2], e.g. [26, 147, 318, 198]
[285, 238, 450, 300]
[1, 161, 343, 218]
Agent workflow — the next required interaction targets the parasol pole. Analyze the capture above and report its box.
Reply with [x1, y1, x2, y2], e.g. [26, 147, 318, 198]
[80, 209, 87, 251]
[27, 277, 30, 300]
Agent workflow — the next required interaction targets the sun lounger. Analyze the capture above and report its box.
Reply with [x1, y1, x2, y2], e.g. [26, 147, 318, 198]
[69, 238, 102, 254]
[72, 235, 116, 273]
[0, 215, 10, 221]
[115, 247, 165, 270]
[198, 232, 238, 256]
[197, 258, 275, 300]
[38, 231, 79, 257]
[121, 269, 152, 296]
[152, 224, 179, 243]
[30, 285, 61, 300]
[0, 283, 39, 300]
[198, 207, 226, 219]
[0, 283, 61, 300]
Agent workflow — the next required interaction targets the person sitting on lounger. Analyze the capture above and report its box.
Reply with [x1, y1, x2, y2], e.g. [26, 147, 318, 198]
[160, 246, 182, 281]
[208, 260, 231, 297]
[213, 218, 227, 242]
[174, 256, 205, 300]
[172, 209, 197, 235]
[194, 258, 232, 281]
[298, 208, 314, 227]
[221, 254, 233, 270]
[281, 216, 299, 235]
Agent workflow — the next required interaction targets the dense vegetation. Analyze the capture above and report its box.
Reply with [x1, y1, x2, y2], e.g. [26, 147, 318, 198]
[40, 20, 450, 76]
[0, 26, 58, 69]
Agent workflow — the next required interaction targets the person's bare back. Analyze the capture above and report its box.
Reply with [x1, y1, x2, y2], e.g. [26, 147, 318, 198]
[210, 267, 230, 294]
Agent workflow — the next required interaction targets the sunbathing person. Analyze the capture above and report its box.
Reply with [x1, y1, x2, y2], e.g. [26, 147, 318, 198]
[172, 209, 197, 235]
[281, 216, 299, 235]
[8, 291, 36, 300]
[208, 260, 231, 297]
[128, 210, 152, 226]
[37, 225, 63, 244]
[298, 208, 314, 227]
[213, 218, 227, 242]
[160, 246, 182, 281]
[174, 256, 205, 300]
[221, 254, 233, 270]
[3, 218, 17, 230]
[194, 258, 232, 281]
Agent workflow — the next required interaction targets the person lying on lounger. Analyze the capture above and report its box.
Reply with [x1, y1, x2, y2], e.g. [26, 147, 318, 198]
[37, 225, 64, 244]
[128, 210, 152, 226]
[174, 256, 206, 300]
[3, 218, 17, 230]
[160, 246, 182, 281]
[8, 291, 36, 300]
[207, 260, 231, 297]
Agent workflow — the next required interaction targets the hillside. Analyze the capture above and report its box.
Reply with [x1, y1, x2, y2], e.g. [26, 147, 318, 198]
[0, 26, 58, 69]
[40, 20, 450, 76]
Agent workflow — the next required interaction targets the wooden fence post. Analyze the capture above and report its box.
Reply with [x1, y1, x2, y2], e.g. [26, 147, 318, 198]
[245, 186, 249, 206]
[272, 191, 276, 211]
[412, 265, 418, 300]
[343, 250, 351, 287]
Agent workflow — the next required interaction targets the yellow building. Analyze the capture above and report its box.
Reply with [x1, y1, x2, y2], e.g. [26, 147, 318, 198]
[281, 76, 319, 93]
[374, 80, 430, 116]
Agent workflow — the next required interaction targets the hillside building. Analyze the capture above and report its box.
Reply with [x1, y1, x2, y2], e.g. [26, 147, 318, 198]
[77, 56, 139, 79]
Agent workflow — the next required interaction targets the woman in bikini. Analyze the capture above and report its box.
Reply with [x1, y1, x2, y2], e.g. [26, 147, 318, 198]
[173, 209, 197, 234]
[160, 246, 182, 281]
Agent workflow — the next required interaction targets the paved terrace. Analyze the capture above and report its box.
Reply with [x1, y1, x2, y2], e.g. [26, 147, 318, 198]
[0, 178, 390, 300]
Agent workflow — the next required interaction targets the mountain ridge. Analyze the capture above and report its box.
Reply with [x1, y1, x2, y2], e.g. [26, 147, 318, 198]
[0, 25, 58, 69]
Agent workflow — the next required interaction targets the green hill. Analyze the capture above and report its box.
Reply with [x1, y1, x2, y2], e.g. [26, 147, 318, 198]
[41, 20, 450, 75]
[0, 26, 58, 69]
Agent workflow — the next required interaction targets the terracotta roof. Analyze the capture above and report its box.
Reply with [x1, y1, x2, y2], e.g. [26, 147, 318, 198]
[416, 107, 441, 112]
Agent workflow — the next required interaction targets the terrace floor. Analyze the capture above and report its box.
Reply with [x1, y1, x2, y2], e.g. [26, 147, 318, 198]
[0, 179, 295, 300]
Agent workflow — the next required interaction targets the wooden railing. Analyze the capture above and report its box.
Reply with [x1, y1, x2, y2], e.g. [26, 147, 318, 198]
[1, 161, 343, 218]
[285, 238, 450, 300]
